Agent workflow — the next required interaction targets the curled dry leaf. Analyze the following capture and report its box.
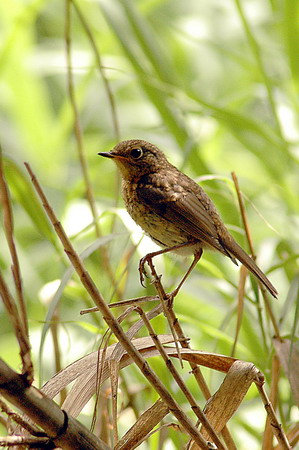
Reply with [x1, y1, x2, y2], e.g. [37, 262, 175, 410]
[201, 361, 259, 439]
[42, 333, 285, 448]
[273, 337, 299, 406]
[114, 399, 169, 450]
[188, 361, 261, 449]
[43, 336, 242, 419]
[42, 335, 174, 417]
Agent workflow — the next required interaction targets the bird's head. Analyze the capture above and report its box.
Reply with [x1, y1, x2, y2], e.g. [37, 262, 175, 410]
[98, 139, 169, 179]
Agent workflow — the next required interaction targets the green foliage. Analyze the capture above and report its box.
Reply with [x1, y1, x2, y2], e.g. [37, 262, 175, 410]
[0, 0, 298, 448]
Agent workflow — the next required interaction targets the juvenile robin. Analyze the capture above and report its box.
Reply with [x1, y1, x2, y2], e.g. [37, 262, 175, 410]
[99, 139, 278, 298]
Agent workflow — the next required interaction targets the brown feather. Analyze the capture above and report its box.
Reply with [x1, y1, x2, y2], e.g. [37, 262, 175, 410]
[137, 171, 278, 298]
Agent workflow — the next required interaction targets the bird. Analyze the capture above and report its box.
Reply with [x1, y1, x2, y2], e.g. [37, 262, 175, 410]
[98, 139, 278, 299]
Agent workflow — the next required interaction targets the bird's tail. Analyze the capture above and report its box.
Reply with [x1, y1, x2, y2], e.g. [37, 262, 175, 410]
[226, 240, 278, 298]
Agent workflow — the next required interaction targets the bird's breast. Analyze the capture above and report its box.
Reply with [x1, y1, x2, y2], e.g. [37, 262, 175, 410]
[121, 179, 192, 248]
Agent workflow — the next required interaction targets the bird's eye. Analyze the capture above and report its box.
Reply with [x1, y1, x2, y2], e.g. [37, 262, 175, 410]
[130, 147, 143, 159]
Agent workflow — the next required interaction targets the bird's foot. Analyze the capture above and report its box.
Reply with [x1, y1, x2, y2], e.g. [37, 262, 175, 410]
[138, 255, 151, 288]
[166, 287, 179, 306]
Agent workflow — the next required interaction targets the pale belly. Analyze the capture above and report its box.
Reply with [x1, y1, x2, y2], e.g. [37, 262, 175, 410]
[127, 199, 202, 255]
[122, 180, 203, 256]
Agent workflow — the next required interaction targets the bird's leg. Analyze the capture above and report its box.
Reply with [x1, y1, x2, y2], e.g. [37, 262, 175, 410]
[139, 241, 197, 288]
[168, 248, 203, 302]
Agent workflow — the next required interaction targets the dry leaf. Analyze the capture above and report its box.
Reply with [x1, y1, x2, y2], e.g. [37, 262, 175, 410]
[190, 361, 259, 449]
[115, 399, 169, 450]
[43, 341, 239, 418]
[274, 338, 299, 406]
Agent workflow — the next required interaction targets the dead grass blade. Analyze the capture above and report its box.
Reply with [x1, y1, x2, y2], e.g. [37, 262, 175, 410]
[42, 335, 174, 416]
[231, 264, 247, 357]
[262, 354, 280, 450]
[273, 337, 299, 406]
[114, 399, 169, 450]
[40, 337, 292, 448]
[201, 361, 259, 439]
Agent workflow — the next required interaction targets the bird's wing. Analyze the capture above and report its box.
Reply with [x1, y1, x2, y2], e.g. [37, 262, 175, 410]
[137, 173, 278, 298]
[137, 174, 226, 254]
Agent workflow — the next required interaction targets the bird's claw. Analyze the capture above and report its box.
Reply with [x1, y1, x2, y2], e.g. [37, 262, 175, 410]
[138, 255, 150, 288]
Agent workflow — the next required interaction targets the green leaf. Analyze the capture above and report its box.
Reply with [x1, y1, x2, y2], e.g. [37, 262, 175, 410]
[3, 157, 57, 246]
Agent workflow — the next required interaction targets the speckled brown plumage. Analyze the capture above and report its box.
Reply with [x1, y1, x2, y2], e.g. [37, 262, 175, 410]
[99, 139, 278, 298]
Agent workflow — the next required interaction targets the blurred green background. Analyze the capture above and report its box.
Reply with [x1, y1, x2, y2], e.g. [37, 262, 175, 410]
[0, 0, 298, 448]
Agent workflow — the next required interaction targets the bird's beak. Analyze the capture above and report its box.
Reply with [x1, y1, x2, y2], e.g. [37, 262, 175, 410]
[98, 151, 116, 159]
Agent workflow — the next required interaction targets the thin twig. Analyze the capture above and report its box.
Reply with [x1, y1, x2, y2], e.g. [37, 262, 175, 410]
[0, 436, 50, 446]
[71, 0, 122, 243]
[255, 372, 291, 449]
[226, 170, 288, 449]
[231, 172, 281, 339]
[0, 397, 45, 437]
[0, 149, 27, 333]
[24, 162, 215, 449]
[80, 295, 160, 314]
[50, 307, 67, 405]
[231, 264, 247, 357]
[234, 0, 284, 141]
[145, 257, 183, 367]
[109, 241, 142, 301]
[135, 307, 225, 450]
[109, 295, 160, 308]
[231, 172, 254, 255]
[71, 0, 120, 140]
[0, 272, 32, 381]
[262, 354, 280, 450]
[262, 293, 281, 338]
[162, 300, 237, 449]
[64, 0, 120, 297]
[0, 149, 33, 381]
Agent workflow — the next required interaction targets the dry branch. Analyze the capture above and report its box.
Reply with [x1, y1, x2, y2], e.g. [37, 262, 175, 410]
[135, 307, 225, 450]
[0, 359, 111, 450]
[232, 171, 281, 338]
[65, 0, 120, 297]
[0, 151, 33, 381]
[255, 373, 291, 449]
